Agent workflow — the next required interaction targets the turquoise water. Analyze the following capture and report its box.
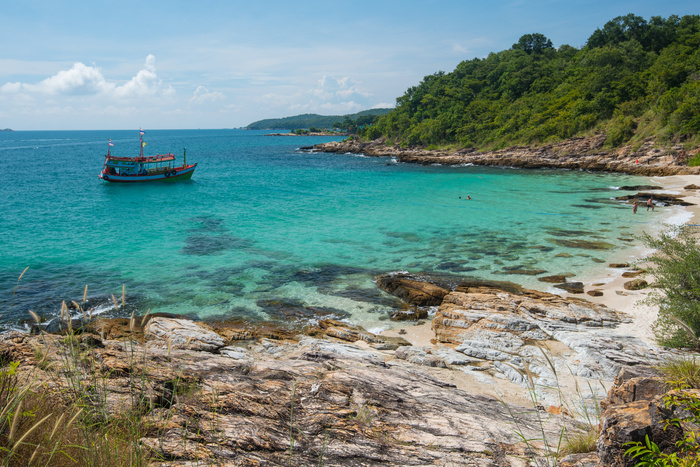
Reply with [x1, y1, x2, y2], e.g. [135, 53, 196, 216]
[0, 129, 662, 331]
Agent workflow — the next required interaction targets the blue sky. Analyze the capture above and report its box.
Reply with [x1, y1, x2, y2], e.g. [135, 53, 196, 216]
[0, 1, 697, 130]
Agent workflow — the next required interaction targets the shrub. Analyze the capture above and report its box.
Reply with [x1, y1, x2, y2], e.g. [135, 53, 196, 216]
[639, 225, 700, 348]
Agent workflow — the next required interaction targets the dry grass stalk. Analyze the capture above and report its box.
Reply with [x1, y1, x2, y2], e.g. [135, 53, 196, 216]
[140, 309, 151, 327]
[28, 310, 40, 324]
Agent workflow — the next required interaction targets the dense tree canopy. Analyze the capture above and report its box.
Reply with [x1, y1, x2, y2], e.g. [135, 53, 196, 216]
[362, 14, 700, 150]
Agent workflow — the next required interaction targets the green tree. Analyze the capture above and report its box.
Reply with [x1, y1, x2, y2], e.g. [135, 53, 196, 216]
[640, 225, 700, 348]
[512, 33, 554, 54]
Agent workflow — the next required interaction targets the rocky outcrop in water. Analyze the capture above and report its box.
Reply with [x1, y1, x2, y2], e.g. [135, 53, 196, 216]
[313, 136, 700, 176]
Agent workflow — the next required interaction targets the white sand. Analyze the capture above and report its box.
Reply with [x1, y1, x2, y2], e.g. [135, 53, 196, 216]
[379, 175, 700, 404]
[581, 175, 700, 345]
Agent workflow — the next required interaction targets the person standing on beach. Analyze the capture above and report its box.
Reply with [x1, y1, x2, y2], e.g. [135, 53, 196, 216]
[647, 198, 654, 211]
[633, 202, 638, 214]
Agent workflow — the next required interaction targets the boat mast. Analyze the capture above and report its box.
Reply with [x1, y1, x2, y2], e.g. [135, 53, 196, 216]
[139, 128, 145, 157]
[183, 147, 186, 168]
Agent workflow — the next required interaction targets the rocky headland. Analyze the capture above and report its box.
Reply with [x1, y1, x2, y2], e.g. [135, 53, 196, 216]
[5, 271, 690, 466]
[312, 135, 700, 176]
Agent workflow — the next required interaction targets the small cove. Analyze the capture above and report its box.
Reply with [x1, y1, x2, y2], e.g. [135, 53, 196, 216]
[0, 129, 679, 331]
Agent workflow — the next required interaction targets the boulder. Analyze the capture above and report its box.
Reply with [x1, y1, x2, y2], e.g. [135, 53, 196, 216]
[395, 346, 447, 367]
[622, 270, 644, 278]
[624, 279, 648, 290]
[601, 376, 667, 410]
[587, 290, 604, 297]
[144, 317, 226, 352]
[390, 307, 429, 321]
[553, 282, 585, 294]
[375, 273, 449, 306]
[597, 399, 681, 466]
[538, 274, 572, 283]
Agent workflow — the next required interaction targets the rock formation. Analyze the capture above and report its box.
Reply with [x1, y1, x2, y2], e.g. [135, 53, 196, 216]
[3, 271, 690, 465]
[312, 136, 700, 176]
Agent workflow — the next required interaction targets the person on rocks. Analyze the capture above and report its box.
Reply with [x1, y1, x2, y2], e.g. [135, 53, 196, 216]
[647, 198, 655, 211]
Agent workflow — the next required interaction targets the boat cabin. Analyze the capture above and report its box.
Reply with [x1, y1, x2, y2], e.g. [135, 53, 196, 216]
[105, 154, 176, 176]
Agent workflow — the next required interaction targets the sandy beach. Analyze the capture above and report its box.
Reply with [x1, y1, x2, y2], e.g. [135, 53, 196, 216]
[378, 173, 700, 406]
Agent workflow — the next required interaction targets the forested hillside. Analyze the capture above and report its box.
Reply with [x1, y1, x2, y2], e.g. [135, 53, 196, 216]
[246, 109, 391, 130]
[362, 14, 700, 150]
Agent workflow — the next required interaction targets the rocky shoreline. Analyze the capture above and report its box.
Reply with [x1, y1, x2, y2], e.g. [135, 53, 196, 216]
[312, 135, 700, 176]
[4, 271, 689, 466]
[6, 149, 700, 464]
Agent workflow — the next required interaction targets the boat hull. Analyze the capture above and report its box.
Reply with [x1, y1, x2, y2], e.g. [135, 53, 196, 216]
[100, 164, 197, 183]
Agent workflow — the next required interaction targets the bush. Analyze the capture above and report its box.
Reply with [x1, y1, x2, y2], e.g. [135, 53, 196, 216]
[639, 225, 700, 348]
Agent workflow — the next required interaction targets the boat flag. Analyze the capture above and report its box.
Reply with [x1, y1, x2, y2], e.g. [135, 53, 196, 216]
[140, 128, 145, 135]
[108, 139, 114, 146]
[142, 142, 147, 147]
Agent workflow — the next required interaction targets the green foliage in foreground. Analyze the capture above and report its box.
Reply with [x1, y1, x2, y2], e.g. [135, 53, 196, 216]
[639, 225, 700, 348]
[625, 378, 700, 466]
[363, 14, 700, 150]
[246, 109, 392, 130]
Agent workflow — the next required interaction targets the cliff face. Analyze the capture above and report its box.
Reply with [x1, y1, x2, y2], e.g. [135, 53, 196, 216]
[313, 136, 700, 176]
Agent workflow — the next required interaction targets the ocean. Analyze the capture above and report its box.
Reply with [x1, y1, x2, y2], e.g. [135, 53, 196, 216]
[0, 129, 677, 332]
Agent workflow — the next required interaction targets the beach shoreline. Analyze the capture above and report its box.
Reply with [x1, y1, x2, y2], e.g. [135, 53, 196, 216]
[382, 173, 700, 351]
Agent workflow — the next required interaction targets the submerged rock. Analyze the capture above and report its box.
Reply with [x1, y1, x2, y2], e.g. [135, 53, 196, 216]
[553, 282, 585, 294]
[374, 273, 449, 306]
[549, 238, 616, 250]
[538, 274, 573, 283]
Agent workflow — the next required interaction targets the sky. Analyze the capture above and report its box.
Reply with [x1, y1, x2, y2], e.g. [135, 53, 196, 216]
[0, 0, 697, 130]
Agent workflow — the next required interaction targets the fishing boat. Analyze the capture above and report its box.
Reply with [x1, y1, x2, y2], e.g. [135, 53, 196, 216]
[99, 129, 197, 183]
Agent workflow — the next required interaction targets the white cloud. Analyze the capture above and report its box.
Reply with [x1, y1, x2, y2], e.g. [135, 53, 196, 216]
[1, 55, 173, 100]
[190, 85, 225, 104]
[113, 55, 174, 99]
[301, 75, 372, 113]
[22, 62, 107, 95]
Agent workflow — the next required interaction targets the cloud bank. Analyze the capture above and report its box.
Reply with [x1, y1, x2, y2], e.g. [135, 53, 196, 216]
[1, 55, 173, 100]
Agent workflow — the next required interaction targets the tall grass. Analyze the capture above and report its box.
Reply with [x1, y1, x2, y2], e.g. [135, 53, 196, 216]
[501, 345, 604, 465]
[1, 269, 161, 466]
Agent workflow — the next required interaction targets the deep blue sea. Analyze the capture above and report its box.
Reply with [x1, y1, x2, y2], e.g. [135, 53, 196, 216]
[0, 129, 671, 332]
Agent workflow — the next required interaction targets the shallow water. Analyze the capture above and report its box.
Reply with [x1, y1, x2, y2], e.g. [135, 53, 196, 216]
[0, 129, 671, 331]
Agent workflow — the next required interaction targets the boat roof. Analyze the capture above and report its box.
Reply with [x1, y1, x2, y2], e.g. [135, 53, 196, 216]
[106, 154, 176, 163]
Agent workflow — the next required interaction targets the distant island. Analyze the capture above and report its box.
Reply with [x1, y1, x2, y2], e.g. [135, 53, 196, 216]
[246, 109, 391, 131]
[1, 128, 13, 132]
